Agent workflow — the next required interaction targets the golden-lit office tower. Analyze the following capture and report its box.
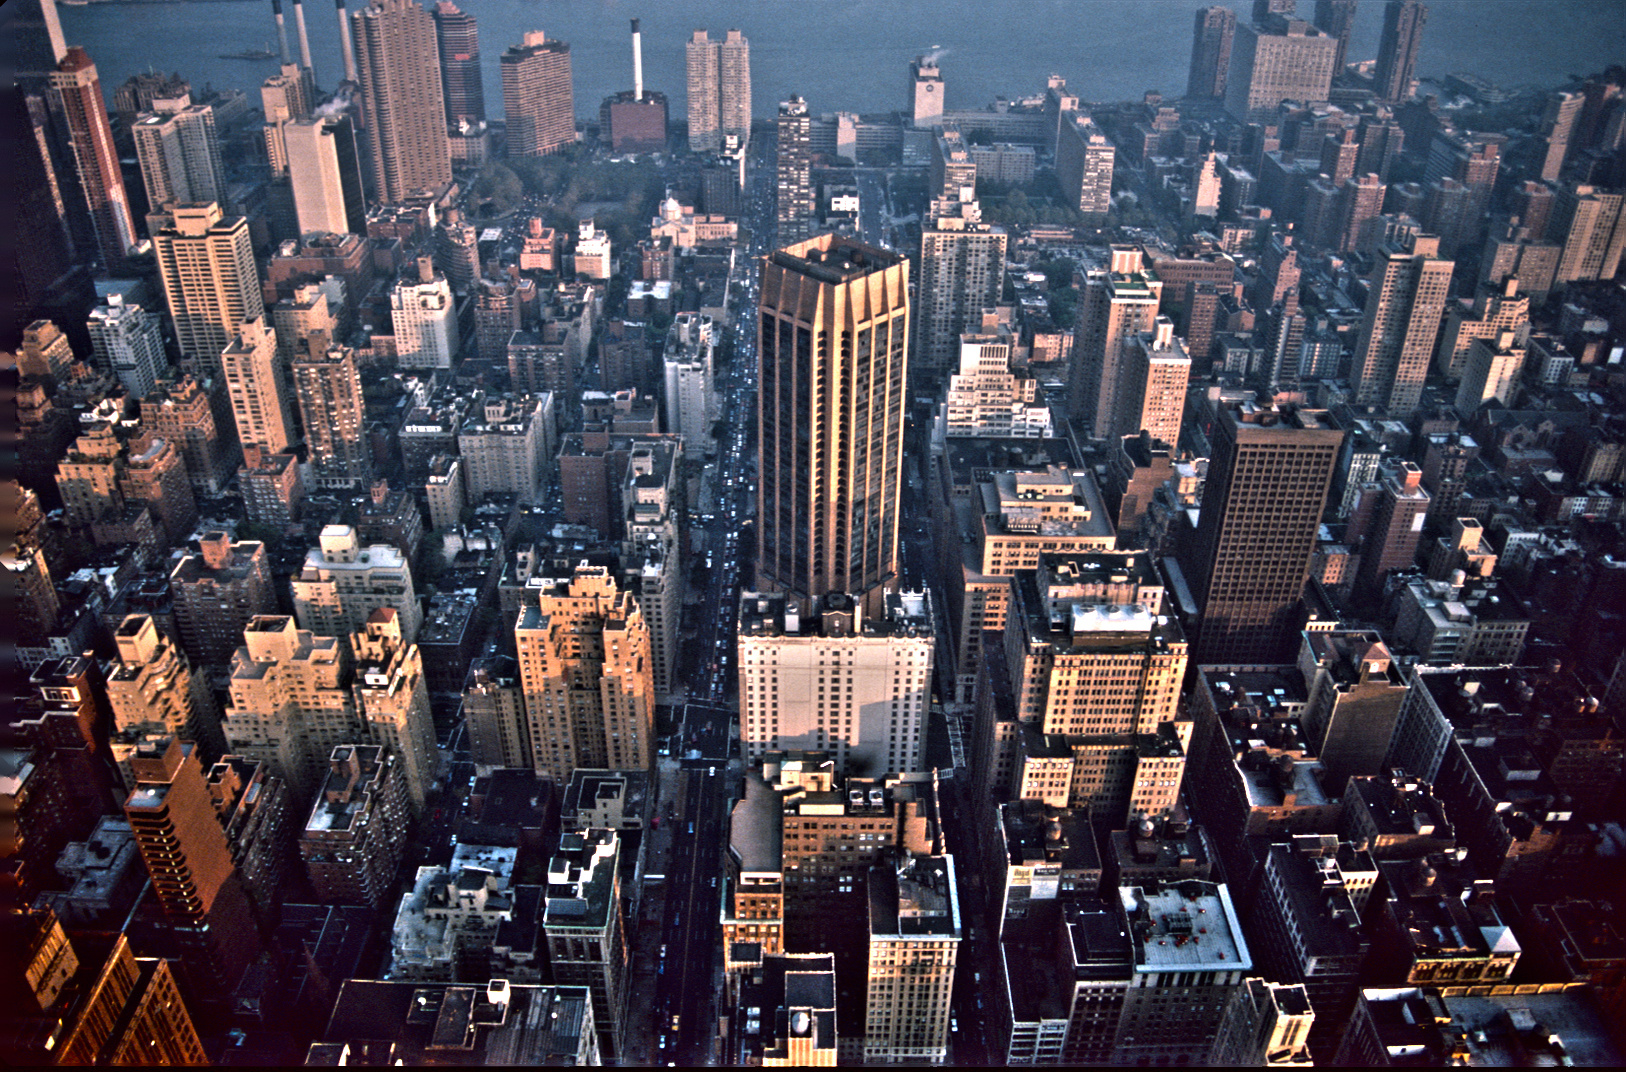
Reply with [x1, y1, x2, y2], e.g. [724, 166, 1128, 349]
[1224, 16, 1339, 119]
[1183, 403, 1342, 665]
[757, 235, 909, 618]
[738, 591, 934, 776]
[432, 2, 485, 127]
[106, 614, 227, 778]
[52, 934, 207, 1066]
[131, 103, 227, 211]
[864, 853, 961, 1066]
[767, 759, 941, 953]
[351, 0, 452, 203]
[915, 195, 1007, 372]
[543, 829, 629, 1061]
[515, 563, 654, 783]
[49, 46, 136, 268]
[350, 607, 437, 817]
[55, 421, 122, 528]
[1069, 245, 1163, 439]
[775, 96, 814, 242]
[1350, 233, 1452, 417]
[1373, 0, 1428, 103]
[501, 31, 574, 158]
[223, 614, 364, 801]
[221, 316, 294, 455]
[285, 115, 367, 236]
[292, 338, 371, 487]
[150, 202, 264, 375]
[1187, 6, 1237, 100]
[123, 735, 262, 1014]
[261, 63, 314, 175]
[1117, 316, 1190, 446]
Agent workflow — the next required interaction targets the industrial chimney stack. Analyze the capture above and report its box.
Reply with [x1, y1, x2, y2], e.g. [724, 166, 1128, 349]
[336, 0, 357, 83]
[631, 18, 643, 101]
[272, 0, 291, 64]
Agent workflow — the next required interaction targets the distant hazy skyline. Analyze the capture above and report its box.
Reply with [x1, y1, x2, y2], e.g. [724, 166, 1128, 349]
[58, 0, 1626, 120]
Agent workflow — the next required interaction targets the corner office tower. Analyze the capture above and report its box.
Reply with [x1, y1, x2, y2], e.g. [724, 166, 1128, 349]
[757, 235, 909, 619]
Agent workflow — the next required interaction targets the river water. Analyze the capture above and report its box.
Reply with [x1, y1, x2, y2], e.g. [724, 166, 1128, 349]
[58, 0, 1626, 122]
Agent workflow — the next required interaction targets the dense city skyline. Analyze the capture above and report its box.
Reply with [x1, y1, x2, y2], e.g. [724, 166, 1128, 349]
[5, 0, 1626, 1066]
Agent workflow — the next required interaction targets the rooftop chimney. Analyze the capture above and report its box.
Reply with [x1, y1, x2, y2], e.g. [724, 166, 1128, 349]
[417, 255, 435, 284]
[631, 18, 643, 101]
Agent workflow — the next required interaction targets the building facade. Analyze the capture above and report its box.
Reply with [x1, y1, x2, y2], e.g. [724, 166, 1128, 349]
[757, 235, 909, 617]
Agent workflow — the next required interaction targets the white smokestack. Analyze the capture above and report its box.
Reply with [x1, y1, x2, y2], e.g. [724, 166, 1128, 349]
[292, 0, 315, 79]
[273, 0, 292, 64]
[336, 0, 357, 83]
[631, 18, 643, 101]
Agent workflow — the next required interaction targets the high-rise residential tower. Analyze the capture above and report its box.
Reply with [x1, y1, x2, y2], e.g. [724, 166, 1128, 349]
[686, 30, 720, 153]
[1350, 232, 1452, 417]
[48, 47, 135, 267]
[432, 1, 485, 127]
[757, 235, 909, 618]
[1055, 116, 1115, 214]
[1225, 17, 1339, 119]
[286, 114, 367, 236]
[1187, 6, 1238, 100]
[1118, 316, 1191, 446]
[1183, 402, 1342, 664]
[88, 296, 166, 397]
[149, 201, 264, 375]
[775, 96, 813, 242]
[1374, 0, 1428, 103]
[718, 29, 752, 149]
[391, 255, 459, 369]
[131, 102, 226, 212]
[1069, 246, 1164, 439]
[221, 316, 294, 455]
[352, 0, 452, 203]
[1313, 0, 1359, 74]
[501, 31, 574, 157]
[292, 339, 371, 487]
[914, 194, 1007, 372]
[686, 29, 751, 154]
